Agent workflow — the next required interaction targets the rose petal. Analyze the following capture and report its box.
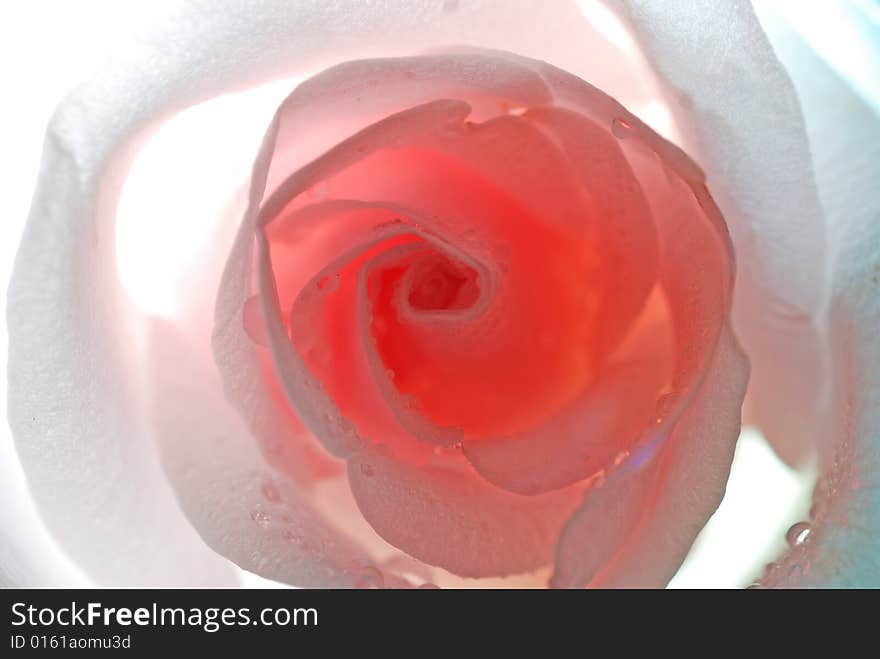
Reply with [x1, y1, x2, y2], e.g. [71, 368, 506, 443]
[525, 105, 658, 358]
[348, 443, 585, 578]
[217, 53, 554, 464]
[459, 71, 730, 497]
[6, 123, 237, 585]
[0, 435, 88, 586]
[268, 101, 655, 446]
[753, 13, 880, 587]
[616, 0, 830, 465]
[552, 325, 749, 588]
[149, 318, 414, 588]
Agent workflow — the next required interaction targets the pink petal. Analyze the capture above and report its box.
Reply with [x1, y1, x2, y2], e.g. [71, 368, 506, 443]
[552, 325, 749, 588]
[247, 50, 737, 578]
[150, 317, 413, 587]
[348, 443, 585, 578]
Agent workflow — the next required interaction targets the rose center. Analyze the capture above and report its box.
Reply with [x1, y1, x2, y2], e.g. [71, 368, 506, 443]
[405, 254, 479, 312]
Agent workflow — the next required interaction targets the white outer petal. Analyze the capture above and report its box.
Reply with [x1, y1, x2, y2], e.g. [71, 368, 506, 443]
[0, 438, 88, 586]
[755, 5, 880, 587]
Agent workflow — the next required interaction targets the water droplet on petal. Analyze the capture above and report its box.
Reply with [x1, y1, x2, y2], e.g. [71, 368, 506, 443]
[250, 509, 271, 528]
[507, 106, 528, 117]
[786, 521, 811, 547]
[353, 565, 384, 589]
[786, 563, 804, 580]
[612, 117, 633, 139]
[316, 272, 340, 293]
[654, 393, 677, 419]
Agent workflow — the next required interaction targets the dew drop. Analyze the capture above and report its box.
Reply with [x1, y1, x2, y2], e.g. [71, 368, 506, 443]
[316, 272, 340, 293]
[353, 565, 384, 589]
[250, 509, 271, 528]
[785, 521, 811, 547]
[653, 393, 679, 424]
[339, 417, 358, 438]
[400, 394, 422, 412]
[786, 563, 805, 580]
[507, 106, 528, 117]
[612, 117, 633, 139]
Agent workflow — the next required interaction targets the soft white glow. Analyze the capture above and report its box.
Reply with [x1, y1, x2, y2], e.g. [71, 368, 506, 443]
[632, 98, 676, 142]
[669, 426, 815, 588]
[116, 77, 300, 316]
[236, 567, 293, 588]
[756, 0, 880, 115]
[576, 0, 638, 56]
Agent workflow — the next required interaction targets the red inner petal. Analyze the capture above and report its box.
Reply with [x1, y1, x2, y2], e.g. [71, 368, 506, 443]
[363, 151, 605, 439]
[266, 100, 671, 476]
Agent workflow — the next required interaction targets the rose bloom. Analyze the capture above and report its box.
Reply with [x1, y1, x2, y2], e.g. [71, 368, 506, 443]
[1, 1, 878, 588]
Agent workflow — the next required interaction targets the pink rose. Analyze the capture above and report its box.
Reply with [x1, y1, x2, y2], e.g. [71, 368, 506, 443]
[3, 0, 877, 587]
